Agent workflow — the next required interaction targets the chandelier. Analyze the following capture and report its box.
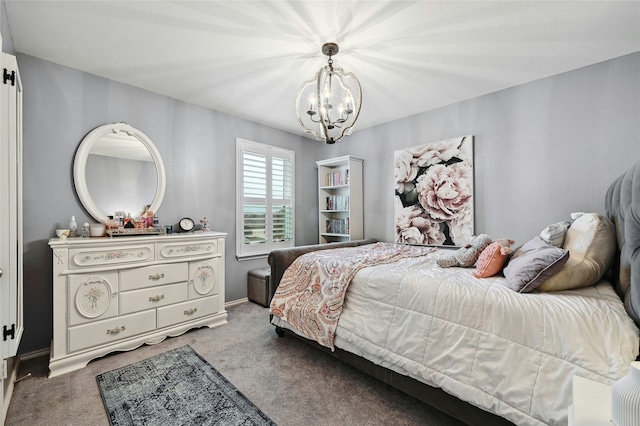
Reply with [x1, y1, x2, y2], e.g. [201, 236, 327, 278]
[296, 43, 362, 144]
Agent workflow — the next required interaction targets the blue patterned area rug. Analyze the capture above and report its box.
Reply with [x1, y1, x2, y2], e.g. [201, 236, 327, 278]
[96, 345, 276, 426]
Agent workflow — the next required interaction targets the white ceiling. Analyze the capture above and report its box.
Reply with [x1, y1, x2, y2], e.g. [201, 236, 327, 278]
[5, 1, 640, 139]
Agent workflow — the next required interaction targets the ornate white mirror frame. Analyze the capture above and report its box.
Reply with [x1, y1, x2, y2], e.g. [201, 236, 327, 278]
[73, 122, 166, 224]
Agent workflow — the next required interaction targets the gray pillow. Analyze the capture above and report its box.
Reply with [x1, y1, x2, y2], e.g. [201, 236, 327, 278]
[503, 236, 569, 293]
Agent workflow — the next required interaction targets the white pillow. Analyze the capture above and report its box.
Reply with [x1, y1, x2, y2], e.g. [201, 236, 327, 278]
[539, 213, 616, 291]
[539, 221, 571, 247]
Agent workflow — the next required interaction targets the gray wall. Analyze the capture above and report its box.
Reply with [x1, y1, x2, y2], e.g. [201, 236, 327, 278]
[322, 51, 640, 246]
[17, 54, 322, 354]
[0, 1, 14, 54]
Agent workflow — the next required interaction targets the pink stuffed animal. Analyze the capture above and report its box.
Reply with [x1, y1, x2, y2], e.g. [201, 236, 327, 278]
[493, 238, 515, 255]
[472, 238, 515, 278]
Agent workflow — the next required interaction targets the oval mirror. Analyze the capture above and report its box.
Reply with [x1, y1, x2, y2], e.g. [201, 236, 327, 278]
[73, 122, 166, 224]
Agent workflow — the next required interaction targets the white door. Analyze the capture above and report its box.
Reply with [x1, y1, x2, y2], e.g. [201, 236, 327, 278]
[0, 52, 23, 360]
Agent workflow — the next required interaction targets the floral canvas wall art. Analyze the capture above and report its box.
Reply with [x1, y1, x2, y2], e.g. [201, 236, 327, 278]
[394, 135, 474, 246]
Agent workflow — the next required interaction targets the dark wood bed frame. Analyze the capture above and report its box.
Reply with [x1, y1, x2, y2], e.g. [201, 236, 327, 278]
[267, 160, 640, 426]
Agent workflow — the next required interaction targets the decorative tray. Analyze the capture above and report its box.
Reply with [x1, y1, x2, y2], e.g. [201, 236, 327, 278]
[107, 228, 162, 237]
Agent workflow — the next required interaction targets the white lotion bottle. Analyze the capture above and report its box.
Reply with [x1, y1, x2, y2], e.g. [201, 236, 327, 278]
[69, 215, 77, 237]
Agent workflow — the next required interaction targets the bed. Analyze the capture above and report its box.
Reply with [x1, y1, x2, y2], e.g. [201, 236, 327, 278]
[267, 161, 640, 426]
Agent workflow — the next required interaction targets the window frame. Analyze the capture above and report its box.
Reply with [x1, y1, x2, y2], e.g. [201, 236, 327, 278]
[235, 138, 295, 260]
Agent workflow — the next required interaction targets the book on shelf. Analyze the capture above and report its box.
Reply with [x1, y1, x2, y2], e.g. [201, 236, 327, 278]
[324, 169, 349, 186]
[325, 218, 350, 235]
[325, 195, 350, 210]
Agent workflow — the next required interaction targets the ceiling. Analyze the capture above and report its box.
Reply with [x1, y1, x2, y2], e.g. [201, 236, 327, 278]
[4, 1, 640, 139]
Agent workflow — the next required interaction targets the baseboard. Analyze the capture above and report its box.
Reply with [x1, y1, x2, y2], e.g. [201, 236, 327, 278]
[225, 298, 248, 308]
[19, 348, 50, 362]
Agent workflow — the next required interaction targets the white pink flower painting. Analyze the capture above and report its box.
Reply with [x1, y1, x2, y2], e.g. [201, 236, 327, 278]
[394, 135, 474, 246]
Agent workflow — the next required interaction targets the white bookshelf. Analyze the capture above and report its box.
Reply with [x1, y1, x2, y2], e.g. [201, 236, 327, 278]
[316, 156, 363, 244]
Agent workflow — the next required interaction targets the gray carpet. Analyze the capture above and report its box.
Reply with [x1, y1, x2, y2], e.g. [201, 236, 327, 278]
[6, 301, 465, 426]
[97, 345, 276, 426]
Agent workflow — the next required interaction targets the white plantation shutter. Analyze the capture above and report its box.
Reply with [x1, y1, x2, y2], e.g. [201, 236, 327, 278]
[236, 139, 294, 259]
[242, 151, 267, 246]
[271, 156, 293, 243]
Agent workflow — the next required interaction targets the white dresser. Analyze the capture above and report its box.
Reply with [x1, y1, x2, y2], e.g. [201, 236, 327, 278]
[48, 231, 227, 377]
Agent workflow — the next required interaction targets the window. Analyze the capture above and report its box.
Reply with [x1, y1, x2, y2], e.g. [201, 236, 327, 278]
[236, 138, 294, 259]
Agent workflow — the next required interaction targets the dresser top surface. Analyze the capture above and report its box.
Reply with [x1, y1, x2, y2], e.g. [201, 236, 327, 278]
[49, 230, 227, 248]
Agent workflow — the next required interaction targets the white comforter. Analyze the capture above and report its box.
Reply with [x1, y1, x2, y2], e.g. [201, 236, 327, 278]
[274, 250, 639, 426]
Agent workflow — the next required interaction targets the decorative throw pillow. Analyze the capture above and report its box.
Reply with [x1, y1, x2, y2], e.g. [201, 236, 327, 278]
[538, 213, 616, 291]
[539, 221, 571, 247]
[455, 234, 493, 267]
[473, 241, 510, 278]
[437, 234, 492, 268]
[503, 236, 569, 293]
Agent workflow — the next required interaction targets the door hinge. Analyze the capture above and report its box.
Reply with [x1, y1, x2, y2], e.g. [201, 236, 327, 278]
[3, 68, 15, 86]
[3, 324, 16, 341]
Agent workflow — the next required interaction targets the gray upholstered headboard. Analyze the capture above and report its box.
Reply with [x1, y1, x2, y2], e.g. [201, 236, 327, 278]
[606, 160, 640, 326]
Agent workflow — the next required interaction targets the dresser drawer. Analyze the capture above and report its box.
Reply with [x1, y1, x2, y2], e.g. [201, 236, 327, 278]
[120, 263, 188, 291]
[68, 244, 154, 269]
[157, 239, 220, 260]
[120, 282, 188, 315]
[68, 272, 119, 326]
[156, 295, 220, 329]
[68, 310, 156, 353]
